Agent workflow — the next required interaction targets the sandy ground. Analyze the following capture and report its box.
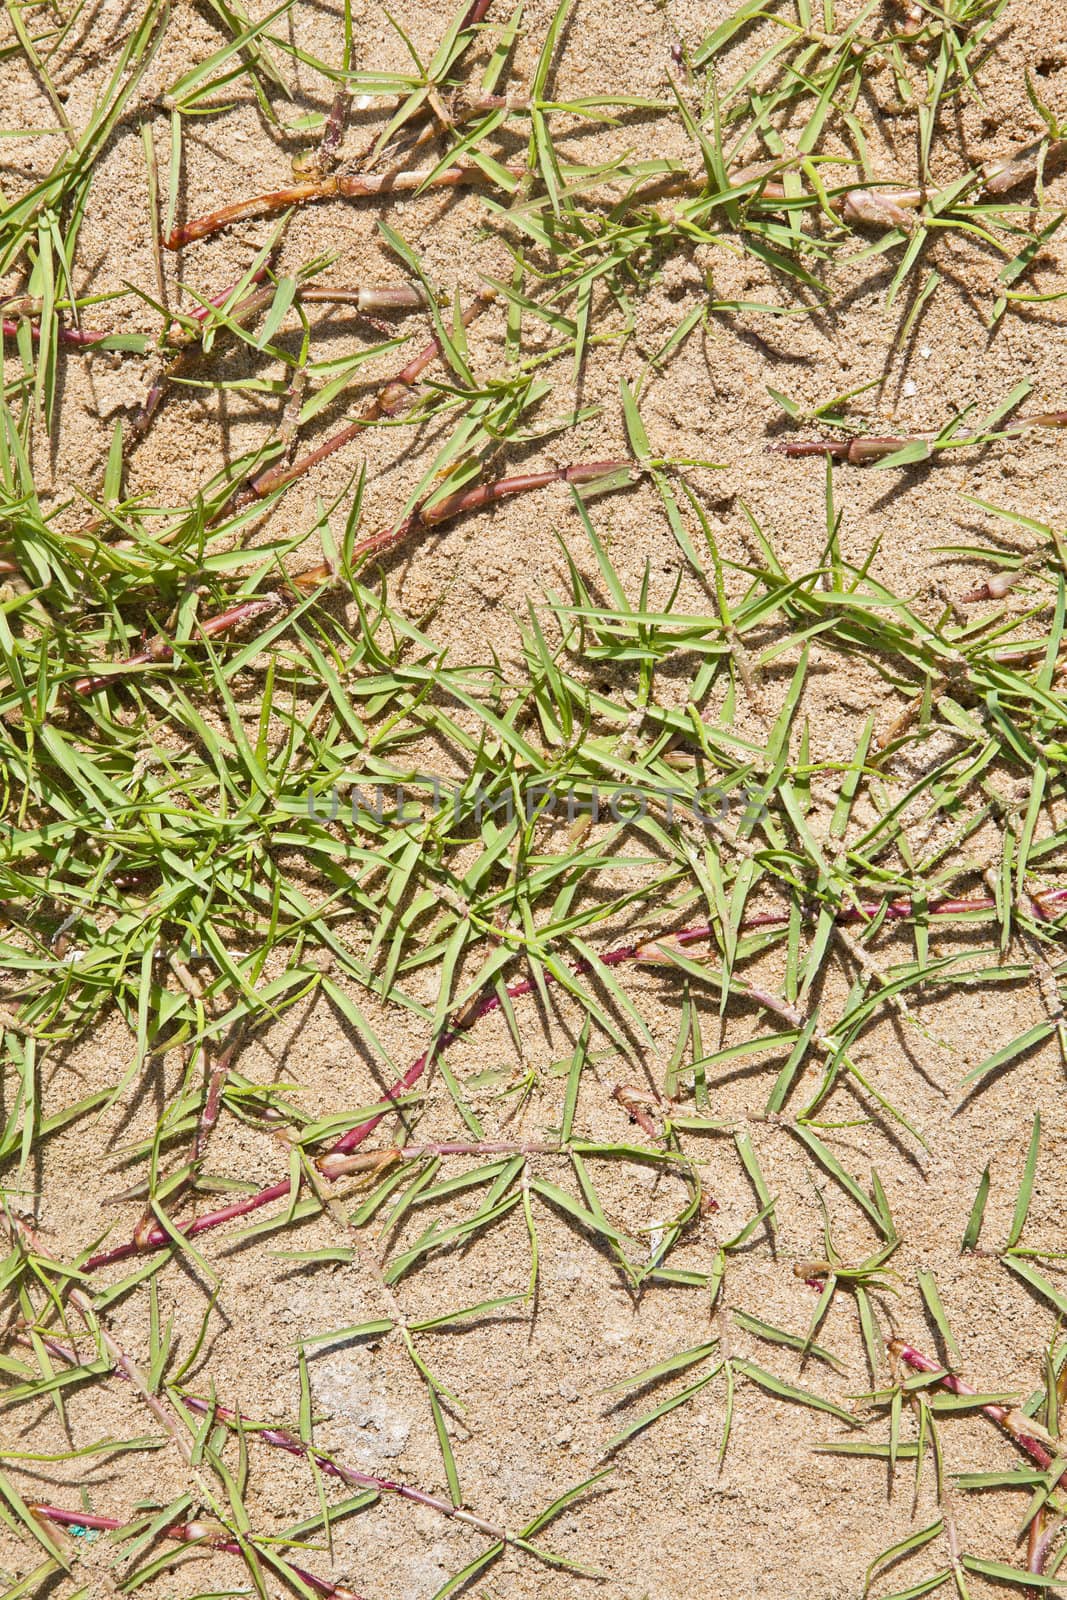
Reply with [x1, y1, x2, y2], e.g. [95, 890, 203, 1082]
[2, 1, 1067, 1597]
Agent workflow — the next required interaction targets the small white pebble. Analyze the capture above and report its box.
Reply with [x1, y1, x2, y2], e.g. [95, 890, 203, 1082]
[920, 346, 932, 359]
[902, 378, 918, 398]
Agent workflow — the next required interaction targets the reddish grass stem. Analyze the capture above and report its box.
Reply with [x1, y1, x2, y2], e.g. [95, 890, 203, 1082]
[316, 90, 352, 173]
[177, 281, 425, 343]
[771, 412, 1067, 464]
[2, 274, 421, 360]
[890, 1339, 1064, 1476]
[746, 175, 925, 228]
[738, 887, 1067, 928]
[983, 136, 1067, 194]
[291, 458, 637, 590]
[346, 457, 634, 562]
[636, 160, 929, 226]
[179, 258, 278, 329]
[85, 1177, 295, 1267]
[3, 265, 277, 354]
[178, 1395, 514, 1542]
[2, 319, 109, 347]
[459, 0, 495, 27]
[127, 1037, 239, 1245]
[71, 593, 283, 696]
[165, 164, 518, 250]
[296, 285, 427, 312]
[245, 289, 494, 502]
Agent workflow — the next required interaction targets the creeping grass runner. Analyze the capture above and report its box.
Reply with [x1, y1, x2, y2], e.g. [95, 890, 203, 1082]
[1, 0, 1066, 1595]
